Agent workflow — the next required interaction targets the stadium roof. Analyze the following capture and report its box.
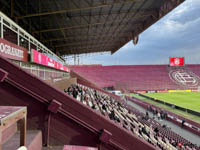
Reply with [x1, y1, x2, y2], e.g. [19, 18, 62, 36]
[0, 0, 184, 56]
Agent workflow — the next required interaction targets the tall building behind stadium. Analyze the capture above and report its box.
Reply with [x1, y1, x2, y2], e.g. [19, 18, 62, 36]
[0, 0, 200, 150]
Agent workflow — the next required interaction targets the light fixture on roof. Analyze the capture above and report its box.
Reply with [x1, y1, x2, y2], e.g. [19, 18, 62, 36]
[20, 38, 24, 42]
[66, 13, 72, 21]
[133, 36, 139, 45]
[132, 31, 139, 45]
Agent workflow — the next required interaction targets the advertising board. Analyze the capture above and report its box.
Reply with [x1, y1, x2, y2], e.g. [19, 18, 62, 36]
[169, 57, 184, 66]
[31, 49, 70, 72]
[0, 38, 28, 62]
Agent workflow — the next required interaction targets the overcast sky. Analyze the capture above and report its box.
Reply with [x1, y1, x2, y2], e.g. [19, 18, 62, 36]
[68, 0, 200, 65]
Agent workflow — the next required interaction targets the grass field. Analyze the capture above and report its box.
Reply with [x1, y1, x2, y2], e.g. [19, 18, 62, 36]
[144, 92, 200, 112]
[129, 92, 200, 123]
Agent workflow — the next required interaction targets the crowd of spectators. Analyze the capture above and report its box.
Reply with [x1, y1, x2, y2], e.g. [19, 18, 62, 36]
[147, 105, 168, 120]
[65, 84, 199, 150]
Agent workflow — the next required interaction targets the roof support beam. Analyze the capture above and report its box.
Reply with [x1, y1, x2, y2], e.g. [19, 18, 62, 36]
[15, 0, 137, 19]
[42, 33, 131, 43]
[101, 0, 147, 51]
[59, 44, 115, 51]
[32, 21, 142, 34]
[54, 40, 122, 48]
[33, 22, 103, 33]
[60, 49, 109, 56]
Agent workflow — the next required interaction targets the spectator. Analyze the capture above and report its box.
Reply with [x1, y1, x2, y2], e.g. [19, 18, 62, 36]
[102, 101, 107, 111]
[182, 120, 185, 127]
[154, 127, 159, 134]
[148, 105, 152, 112]
[177, 142, 183, 149]
[160, 110, 164, 119]
[162, 124, 166, 128]
[152, 109, 156, 119]
[109, 109, 115, 120]
[67, 86, 71, 93]
[142, 127, 150, 137]
[155, 109, 158, 115]
[157, 112, 161, 120]
[145, 111, 149, 118]
[72, 88, 78, 99]
[163, 112, 167, 119]
[91, 104, 96, 110]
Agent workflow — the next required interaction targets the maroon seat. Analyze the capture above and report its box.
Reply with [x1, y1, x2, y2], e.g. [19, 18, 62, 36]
[71, 65, 197, 91]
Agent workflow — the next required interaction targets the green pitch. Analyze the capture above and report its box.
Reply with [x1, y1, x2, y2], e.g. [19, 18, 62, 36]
[144, 92, 200, 112]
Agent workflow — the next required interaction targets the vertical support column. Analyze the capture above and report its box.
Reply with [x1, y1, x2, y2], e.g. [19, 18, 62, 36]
[44, 67, 46, 80]
[0, 126, 2, 150]
[74, 55, 76, 65]
[46, 113, 51, 146]
[20, 114, 27, 146]
[1, 17, 3, 39]
[78, 55, 80, 65]
[99, 129, 112, 149]
[45, 100, 62, 147]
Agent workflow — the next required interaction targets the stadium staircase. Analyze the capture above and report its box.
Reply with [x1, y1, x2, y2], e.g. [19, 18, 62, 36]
[0, 56, 156, 150]
[1, 123, 97, 150]
[3, 130, 42, 150]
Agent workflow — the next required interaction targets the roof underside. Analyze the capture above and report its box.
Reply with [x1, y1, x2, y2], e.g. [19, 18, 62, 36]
[0, 0, 185, 56]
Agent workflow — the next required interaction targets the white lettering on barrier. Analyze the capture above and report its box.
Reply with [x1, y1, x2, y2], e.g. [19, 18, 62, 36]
[47, 61, 55, 67]
[0, 42, 24, 58]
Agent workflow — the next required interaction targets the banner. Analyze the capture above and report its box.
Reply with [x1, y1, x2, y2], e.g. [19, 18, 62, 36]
[31, 49, 70, 72]
[192, 89, 199, 92]
[0, 38, 28, 62]
[147, 90, 156, 93]
[168, 89, 191, 93]
[169, 57, 184, 66]
[157, 89, 168, 93]
[136, 90, 147, 93]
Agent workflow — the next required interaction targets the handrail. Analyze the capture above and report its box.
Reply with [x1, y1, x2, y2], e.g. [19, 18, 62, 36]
[0, 11, 64, 64]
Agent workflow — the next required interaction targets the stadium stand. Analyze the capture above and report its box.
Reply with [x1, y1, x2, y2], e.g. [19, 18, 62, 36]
[1, 55, 200, 149]
[128, 97, 200, 137]
[0, 55, 156, 150]
[66, 83, 200, 150]
[186, 65, 200, 82]
[71, 65, 200, 91]
[1, 1, 198, 149]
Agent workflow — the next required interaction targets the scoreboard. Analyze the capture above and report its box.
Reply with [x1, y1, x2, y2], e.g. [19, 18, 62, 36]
[169, 57, 184, 66]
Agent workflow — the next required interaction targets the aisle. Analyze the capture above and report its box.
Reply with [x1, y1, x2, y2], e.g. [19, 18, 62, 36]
[127, 100, 200, 146]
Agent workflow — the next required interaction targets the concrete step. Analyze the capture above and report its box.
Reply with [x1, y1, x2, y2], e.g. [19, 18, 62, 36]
[42, 146, 64, 150]
[2, 123, 17, 144]
[2, 130, 42, 150]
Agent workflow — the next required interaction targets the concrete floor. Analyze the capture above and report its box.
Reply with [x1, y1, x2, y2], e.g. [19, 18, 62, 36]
[127, 100, 200, 147]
